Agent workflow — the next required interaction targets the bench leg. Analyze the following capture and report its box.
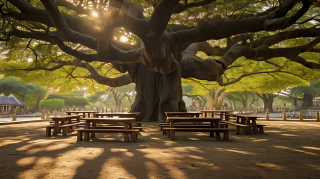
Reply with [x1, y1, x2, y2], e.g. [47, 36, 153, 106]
[236, 126, 241, 135]
[77, 131, 82, 141]
[170, 130, 175, 140]
[215, 131, 221, 141]
[124, 134, 130, 142]
[46, 127, 51, 137]
[245, 126, 251, 134]
[163, 129, 167, 135]
[62, 128, 67, 136]
[131, 132, 137, 142]
[223, 131, 229, 141]
[259, 126, 264, 134]
[84, 132, 89, 141]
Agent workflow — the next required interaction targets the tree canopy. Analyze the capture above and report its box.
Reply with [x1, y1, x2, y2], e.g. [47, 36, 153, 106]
[40, 98, 65, 109]
[2, 0, 320, 121]
[46, 92, 89, 108]
[0, 76, 47, 108]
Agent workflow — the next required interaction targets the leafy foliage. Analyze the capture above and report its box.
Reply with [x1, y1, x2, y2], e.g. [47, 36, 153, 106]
[0, 76, 46, 108]
[40, 99, 65, 109]
[46, 93, 89, 108]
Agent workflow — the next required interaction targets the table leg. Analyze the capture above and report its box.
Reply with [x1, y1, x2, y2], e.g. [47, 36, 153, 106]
[129, 121, 136, 142]
[68, 119, 73, 132]
[245, 119, 251, 134]
[53, 121, 59, 136]
[204, 112, 207, 117]
[84, 122, 90, 141]
[170, 121, 175, 140]
[210, 122, 214, 137]
[252, 119, 259, 134]
[91, 122, 96, 138]
[214, 121, 221, 140]
[124, 121, 129, 142]
[60, 120, 65, 133]
[225, 113, 230, 121]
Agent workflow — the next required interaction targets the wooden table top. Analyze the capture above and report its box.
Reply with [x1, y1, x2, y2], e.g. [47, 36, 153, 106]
[201, 110, 234, 113]
[82, 118, 136, 122]
[165, 112, 203, 115]
[167, 117, 222, 122]
[51, 115, 82, 121]
[95, 113, 140, 116]
[66, 111, 97, 113]
[226, 113, 260, 118]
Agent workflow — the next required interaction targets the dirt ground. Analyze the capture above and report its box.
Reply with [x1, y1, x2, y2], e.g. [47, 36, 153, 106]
[0, 121, 319, 179]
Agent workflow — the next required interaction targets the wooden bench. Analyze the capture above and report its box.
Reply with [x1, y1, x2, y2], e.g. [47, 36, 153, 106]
[135, 122, 142, 127]
[159, 123, 225, 128]
[255, 124, 266, 134]
[220, 121, 251, 135]
[46, 122, 84, 137]
[163, 128, 231, 141]
[94, 126, 144, 132]
[161, 124, 227, 134]
[75, 129, 140, 142]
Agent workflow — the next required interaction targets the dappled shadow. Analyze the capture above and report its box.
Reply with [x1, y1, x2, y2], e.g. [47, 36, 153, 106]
[0, 121, 320, 178]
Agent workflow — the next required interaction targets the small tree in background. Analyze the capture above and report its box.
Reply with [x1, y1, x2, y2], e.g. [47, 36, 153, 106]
[40, 99, 65, 111]
[46, 93, 89, 110]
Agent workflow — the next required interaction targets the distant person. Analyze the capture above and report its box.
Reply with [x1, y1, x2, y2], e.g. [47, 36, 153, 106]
[192, 101, 196, 107]
[224, 103, 228, 107]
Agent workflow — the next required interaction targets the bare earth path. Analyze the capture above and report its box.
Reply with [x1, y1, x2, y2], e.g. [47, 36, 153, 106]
[0, 121, 319, 179]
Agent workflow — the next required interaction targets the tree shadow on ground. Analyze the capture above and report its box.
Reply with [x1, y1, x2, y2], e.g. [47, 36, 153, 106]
[0, 121, 319, 178]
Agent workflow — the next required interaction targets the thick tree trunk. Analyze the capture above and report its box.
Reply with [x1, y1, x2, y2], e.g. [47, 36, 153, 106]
[130, 64, 187, 122]
[261, 94, 274, 112]
[36, 95, 41, 109]
[301, 94, 313, 108]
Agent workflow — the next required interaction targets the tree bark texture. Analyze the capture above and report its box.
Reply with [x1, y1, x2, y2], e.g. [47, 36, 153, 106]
[301, 94, 314, 108]
[260, 94, 274, 112]
[130, 64, 186, 121]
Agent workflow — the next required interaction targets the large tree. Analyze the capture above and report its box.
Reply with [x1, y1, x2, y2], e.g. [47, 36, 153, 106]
[1, 0, 320, 121]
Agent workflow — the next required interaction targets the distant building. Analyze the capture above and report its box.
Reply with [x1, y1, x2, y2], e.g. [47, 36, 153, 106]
[0, 94, 26, 115]
[47, 88, 58, 93]
[313, 97, 320, 106]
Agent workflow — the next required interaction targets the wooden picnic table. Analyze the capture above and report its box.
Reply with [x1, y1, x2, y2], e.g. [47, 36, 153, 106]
[51, 115, 82, 136]
[167, 117, 223, 140]
[165, 112, 203, 117]
[226, 114, 260, 134]
[82, 117, 136, 142]
[201, 110, 234, 120]
[95, 112, 141, 123]
[66, 111, 97, 118]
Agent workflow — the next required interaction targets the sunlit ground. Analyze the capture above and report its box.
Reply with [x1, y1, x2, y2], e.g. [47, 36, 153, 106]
[0, 121, 319, 179]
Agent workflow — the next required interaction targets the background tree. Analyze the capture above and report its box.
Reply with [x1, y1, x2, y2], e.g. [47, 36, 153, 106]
[109, 83, 136, 112]
[46, 92, 89, 109]
[182, 85, 207, 108]
[2, 0, 320, 121]
[0, 76, 47, 108]
[39, 98, 65, 110]
[289, 81, 320, 108]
